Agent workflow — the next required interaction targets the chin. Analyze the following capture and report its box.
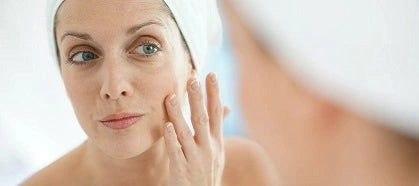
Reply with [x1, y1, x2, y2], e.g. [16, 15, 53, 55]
[95, 127, 162, 159]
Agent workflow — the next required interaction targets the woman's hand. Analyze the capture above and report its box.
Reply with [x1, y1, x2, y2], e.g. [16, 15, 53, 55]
[163, 73, 229, 186]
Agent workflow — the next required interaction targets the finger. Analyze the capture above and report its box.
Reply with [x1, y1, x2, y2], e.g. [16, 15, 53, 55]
[223, 106, 230, 120]
[163, 122, 186, 165]
[187, 78, 211, 145]
[165, 94, 196, 161]
[206, 73, 224, 138]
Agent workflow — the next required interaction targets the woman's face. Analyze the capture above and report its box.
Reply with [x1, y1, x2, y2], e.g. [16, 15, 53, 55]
[55, 0, 193, 159]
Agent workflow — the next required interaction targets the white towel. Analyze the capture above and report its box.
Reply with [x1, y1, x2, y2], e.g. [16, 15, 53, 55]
[233, 0, 419, 137]
[46, 0, 222, 73]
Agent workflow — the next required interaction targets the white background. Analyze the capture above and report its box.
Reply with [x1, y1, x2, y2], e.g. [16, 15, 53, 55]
[0, 0, 86, 185]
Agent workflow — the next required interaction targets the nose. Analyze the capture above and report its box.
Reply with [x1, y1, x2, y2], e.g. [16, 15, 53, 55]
[100, 62, 133, 100]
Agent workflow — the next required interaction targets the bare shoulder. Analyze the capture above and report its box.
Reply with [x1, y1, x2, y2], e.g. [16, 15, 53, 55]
[20, 143, 86, 186]
[222, 137, 279, 186]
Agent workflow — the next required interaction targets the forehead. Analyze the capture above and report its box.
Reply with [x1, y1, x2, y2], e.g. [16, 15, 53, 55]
[55, 0, 170, 30]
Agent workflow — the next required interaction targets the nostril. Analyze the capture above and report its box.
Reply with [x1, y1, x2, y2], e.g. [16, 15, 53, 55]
[101, 90, 129, 100]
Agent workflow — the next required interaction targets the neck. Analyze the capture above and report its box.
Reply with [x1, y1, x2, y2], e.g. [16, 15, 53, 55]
[80, 137, 169, 186]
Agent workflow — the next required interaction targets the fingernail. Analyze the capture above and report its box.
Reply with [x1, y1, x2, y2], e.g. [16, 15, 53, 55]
[210, 73, 217, 83]
[191, 79, 200, 91]
[166, 122, 174, 133]
[169, 94, 177, 106]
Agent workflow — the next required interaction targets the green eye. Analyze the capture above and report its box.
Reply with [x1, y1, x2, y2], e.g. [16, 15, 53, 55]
[71, 51, 97, 63]
[135, 44, 159, 55]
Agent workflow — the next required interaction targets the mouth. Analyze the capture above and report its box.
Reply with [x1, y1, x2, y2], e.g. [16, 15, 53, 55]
[100, 112, 144, 130]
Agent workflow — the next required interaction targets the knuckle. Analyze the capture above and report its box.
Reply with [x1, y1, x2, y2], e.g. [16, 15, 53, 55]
[179, 129, 193, 140]
[168, 144, 182, 156]
[211, 151, 224, 167]
[212, 105, 223, 116]
[194, 133, 210, 145]
[192, 114, 209, 125]
[193, 89, 204, 98]
[211, 137, 223, 148]
[210, 86, 219, 95]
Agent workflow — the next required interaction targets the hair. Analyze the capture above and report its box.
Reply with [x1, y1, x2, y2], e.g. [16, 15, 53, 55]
[53, 1, 190, 66]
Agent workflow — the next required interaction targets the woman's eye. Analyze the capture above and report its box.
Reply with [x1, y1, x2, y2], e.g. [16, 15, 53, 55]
[134, 44, 159, 56]
[70, 51, 97, 63]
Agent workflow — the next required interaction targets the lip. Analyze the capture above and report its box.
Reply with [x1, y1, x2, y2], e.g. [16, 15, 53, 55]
[100, 112, 143, 130]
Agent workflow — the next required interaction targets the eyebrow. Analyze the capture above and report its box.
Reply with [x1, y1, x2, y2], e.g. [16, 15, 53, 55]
[126, 21, 163, 35]
[60, 32, 93, 42]
[60, 21, 163, 42]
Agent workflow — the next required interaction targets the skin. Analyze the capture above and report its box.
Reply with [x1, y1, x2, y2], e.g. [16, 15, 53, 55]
[223, 0, 419, 185]
[21, 0, 278, 185]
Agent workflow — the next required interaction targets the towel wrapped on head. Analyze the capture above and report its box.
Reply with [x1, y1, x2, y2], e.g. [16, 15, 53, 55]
[233, 0, 419, 137]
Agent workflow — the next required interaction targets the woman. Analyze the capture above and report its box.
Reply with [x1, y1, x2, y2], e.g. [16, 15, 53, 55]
[223, 0, 419, 185]
[21, 0, 278, 185]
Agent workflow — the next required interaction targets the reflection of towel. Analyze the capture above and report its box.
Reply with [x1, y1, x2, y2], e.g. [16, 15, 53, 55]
[46, 0, 222, 73]
[233, 0, 419, 137]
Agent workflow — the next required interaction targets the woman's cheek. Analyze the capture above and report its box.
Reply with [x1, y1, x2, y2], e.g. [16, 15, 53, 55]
[63, 74, 97, 122]
[142, 64, 182, 120]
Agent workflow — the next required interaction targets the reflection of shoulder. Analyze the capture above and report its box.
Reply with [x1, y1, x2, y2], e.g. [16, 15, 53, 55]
[20, 143, 86, 186]
[223, 137, 280, 186]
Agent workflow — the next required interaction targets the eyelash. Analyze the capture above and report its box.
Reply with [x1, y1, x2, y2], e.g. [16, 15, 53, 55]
[65, 40, 161, 65]
[133, 40, 161, 57]
[66, 51, 95, 65]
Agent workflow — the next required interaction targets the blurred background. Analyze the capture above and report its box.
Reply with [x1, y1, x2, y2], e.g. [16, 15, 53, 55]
[0, 0, 245, 185]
